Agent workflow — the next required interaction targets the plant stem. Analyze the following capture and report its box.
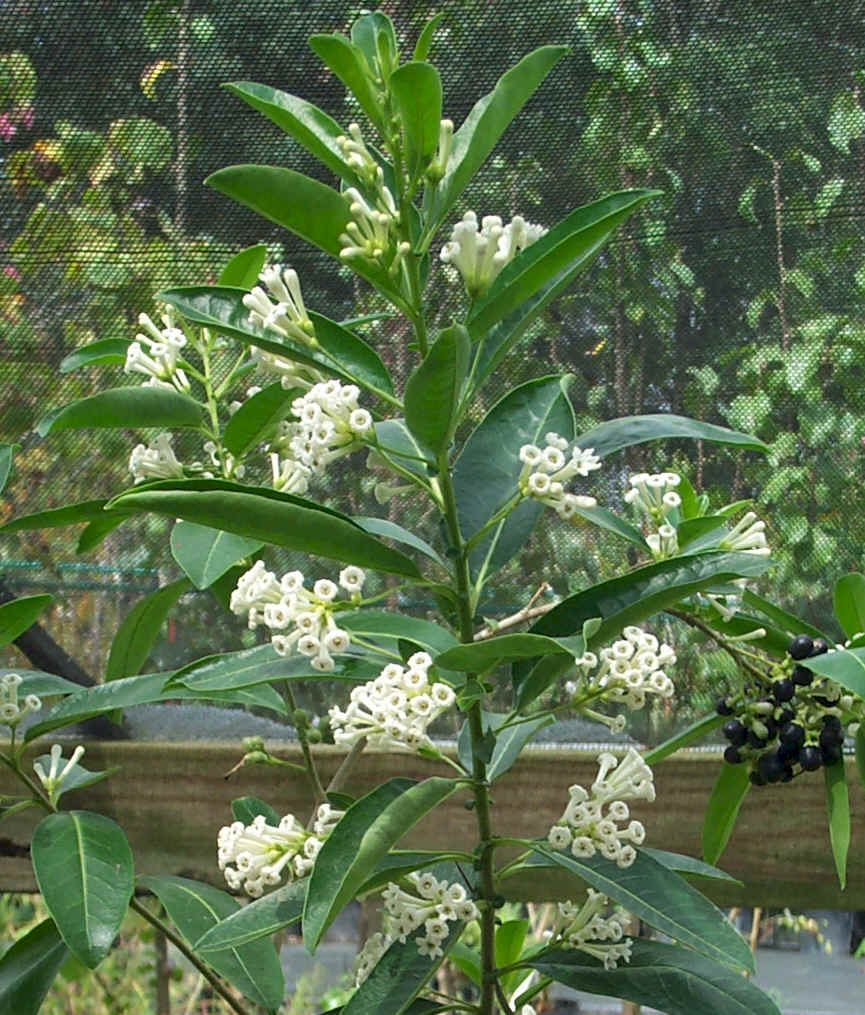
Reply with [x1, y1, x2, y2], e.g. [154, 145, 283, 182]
[279, 680, 327, 806]
[668, 608, 768, 683]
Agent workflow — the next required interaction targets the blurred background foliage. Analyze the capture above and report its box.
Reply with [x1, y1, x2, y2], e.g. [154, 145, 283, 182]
[3, 0, 865, 740]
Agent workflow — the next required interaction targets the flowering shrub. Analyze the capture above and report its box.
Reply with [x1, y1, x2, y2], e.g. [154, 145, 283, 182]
[3, 11, 863, 1015]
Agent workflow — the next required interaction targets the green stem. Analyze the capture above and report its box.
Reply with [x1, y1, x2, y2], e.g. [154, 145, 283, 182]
[348, 635, 405, 661]
[279, 681, 327, 806]
[463, 492, 524, 555]
[668, 609, 768, 683]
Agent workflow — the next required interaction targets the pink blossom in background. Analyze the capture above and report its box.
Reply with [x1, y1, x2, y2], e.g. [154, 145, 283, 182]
[0, 114, 16, 141]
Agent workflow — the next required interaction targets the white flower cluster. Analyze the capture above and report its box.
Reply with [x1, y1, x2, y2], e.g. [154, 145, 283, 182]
[382, 872, 480, 959]
[624, 471, 681, 560]
[128, 432, 185, 484]
[565, 627, 675, 712]
[0, 673, 40, 726]
[328, 652, 456, 752]
[440, 211, 546, 297]
[33, 744, 85, 804]
[549, 890, 633, 970]
[721, 510, 770, 557]
[518, 433, 602, 519]
[230, 561, 365, 672]
[547, 748, 655, 869]
[243, 264, 317, 348]
[285, 381, 373, 476]
[217, 802, 343, 898]
[124, 310, 190, 392]
[339, 183, 409, 275]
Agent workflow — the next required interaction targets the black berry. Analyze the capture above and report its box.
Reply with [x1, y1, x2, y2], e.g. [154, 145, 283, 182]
[821, 744, 843, 766]
[724, 745, 744, 764]
[723, 719, 747, 746]
[779, 722, 805, 749]
[747, 729, 768, 749]
[715, 697, 734, 716]
[781, 766, 795, 783]
[758, 751, 786, 783]
[778, 707, 795, 725]
[788, 634, 814, 660]
[809, 638, 829, 657]
[772, 678, 795, 703]
[777, 740, 800, 764]
[792, 665, 814, 686]
[819, 724, 844, 750]
[749, 770, 768, 786]
[800, 745, 823, 771]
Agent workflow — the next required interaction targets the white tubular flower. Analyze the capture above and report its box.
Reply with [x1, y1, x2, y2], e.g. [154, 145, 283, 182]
[283, 380, 374, 478]
[518, 432, 601, 518]
[270, 452, 311, 495]
[440, 211, 545, 297]
[243, 264, 317, 348]
[548, 748, 654, 869]
[230, 562, 363, 671]
[646, 522, 679, 561]
[568, 627, 675, 712]
[329, 652, 456, 753]
[339, 184, 400, 266]
[624, 471, 681, 521]
[125, 310, 190, 393]
[548, 890, 633, 970]
[381, 873, 479, 959]
[426, 118, 454, 182]
[721, 511, 770, 556]
[354, 931, 393, 986]
[0, 673, 41, 727]
[33, 744, 85, 804]
[128, 433, 185, 484]
[337, 123, 380, 185]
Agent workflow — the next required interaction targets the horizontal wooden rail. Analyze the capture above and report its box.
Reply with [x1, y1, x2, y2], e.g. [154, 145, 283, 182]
[0, 742, 860, 908]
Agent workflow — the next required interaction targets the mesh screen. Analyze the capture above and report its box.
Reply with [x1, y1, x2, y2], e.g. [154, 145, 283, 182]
[2, 1, 864, 726]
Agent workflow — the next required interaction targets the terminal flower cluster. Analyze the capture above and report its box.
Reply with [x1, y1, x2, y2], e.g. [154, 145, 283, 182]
[382, 872, 480, 958]
[440, 211, 545, 297]
[565, 627, 676, 712]
[547, 748, 655, 869]
[217, 802, 344, 898]
[243, 264, 317, 348]
[128, 432, 185, 484]
[230, 561, 365, 672]
[328, 652, 456, 752]
[339, 179, 408, 275]
[33, 744, 85, 805]
[518, 432, 602, 519]
[720, 510, 770, 557]
[124, 310, 191, 393]
[548, 890, 633, 970]
[0, 673, 40, 727]
[624, 471, 682, 559]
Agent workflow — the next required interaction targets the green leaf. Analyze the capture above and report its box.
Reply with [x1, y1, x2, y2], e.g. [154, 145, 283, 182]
[303, 777, 457, 951]
[533, 846, 753, 973]
[195, 881, 306, 953]
[25, 670, 286, 742]
[414, 12, 445, 60]
[0, 443, 14, 495]
[391, 61, 442, 178]
[856, 725, 865, 794]
[224, 83, 362, 187]
[170, 521, 262, 590]
[569, 504, 648, 548]
[448, 941, 481, 986]
[108, 480, 422, 578]
[350, 12, 398, 71]
[374, 418, 434, 474]
[834, 573, 865, 640]
[428, 46, 567, 228]
[575, 414, 768, 458]
[76, 514, 127, 553]
[0, 594, 52, 647]
[231, 796, 281, 826]
[223, 382, 298, 459]
[59, 339, 130, 373]
[218, 242, 268, 287]
[139, 875, 284, 1012]
[741, 589, 826, 641]
[469, 191, 656, 342]
[640, 848, 743, 886]
[404, 325, 470, 456]
[105, 578, 190, 681]
[1, 499, 116, 533]
[487, 713, 553, 781]
[802, 647, 865, 698]
[159, 286, 394, 399]
[0, 918, 68, 1015]
[355, 516, 446, 568]
[642, 713, 725, 764]
[454, 375, 574, 581]
[357, 850, 470, 897]
[36, 387, 203, 437]
[6, 669, 82, 697]
[31, 754, 118, 800]
[435, 633, 584, 672]
[702, 762, 751, 866]
[32, 811, 133, 968]
[309, 33, 382, 130]
[824, 760, 850, 889]
[529, 940, 781, 1015]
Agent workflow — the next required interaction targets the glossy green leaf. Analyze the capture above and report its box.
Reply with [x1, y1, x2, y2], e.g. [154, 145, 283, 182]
[170, 521, 261, 590]
[574, 413, 768, 458]
[454, 375, 574, 581]
[1, 499, 115, 533]
[309, 33, 382, 129]
[231, 796, 280, 826]
[702, 762, 751, 866]
[357, 850, 470, 897]
[741, 589, 826, 641]
[569, 504, 648, 548]
[105, 577, 190, 681]
[448, 941, 481, 986]
[303, 777, 457, 951]
[195, 880, 306, 953]
[435, 633, 584, 672]
[803, 647, 865, 698]
[413, 11, 445, 60]
[36, 386, 203, 437]
[534, 846, 753, 973]
[0, 918, 68, 1015]
[310, 311, 395, 395]
[404, 325, 470, 456]
[487, 713, 553, 780]
[676, 515, 729, 552]
[642, 713, 725, 764]
[856, 725, 865, 793]
[338, 610, 458, 659]
[0, 594, 52, 647]
[223, 382, 297, 458]
[428, 46, 567, 228]
[108, 480, 422, 578]
[350, 11, 397, 70]
[76, 514, 127, 553]
[24, 669, 286, 742]
[834, 572, 865, 640]
[7, 669, 82, 697]
[225, 83, 362, 186]
[513, 653, 572, 710]
[391, 61, 442, 178]
[373, 418, 434, 474]
[355, 516, 445, 568]
[32, 754, 118, 800]
[139, 875, 284, 1011]
[58, 339, 130, 373]
[218, 242, 268, 287]
[641, 848, 743, 886]
[529, 940, 780, 1015]
[32, 811, 133, 968]
[0, 443, 14, 494]
[469, 190, 656, 340]
[824, 760, 850, 889]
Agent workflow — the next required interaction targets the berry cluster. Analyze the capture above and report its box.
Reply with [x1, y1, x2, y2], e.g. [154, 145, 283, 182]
[718, 633, 850, 786]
